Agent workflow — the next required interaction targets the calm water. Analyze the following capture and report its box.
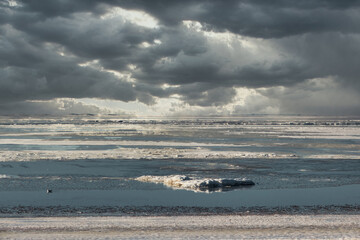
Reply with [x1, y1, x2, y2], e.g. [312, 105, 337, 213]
[0, 116, 359, 214]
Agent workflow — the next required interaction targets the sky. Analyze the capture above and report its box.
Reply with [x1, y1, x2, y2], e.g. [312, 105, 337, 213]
[1, 0, 360, 117]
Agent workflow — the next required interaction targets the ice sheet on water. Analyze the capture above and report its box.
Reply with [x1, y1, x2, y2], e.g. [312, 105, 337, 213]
[135, 175, 255, 192]
[0, 147, 300, 162]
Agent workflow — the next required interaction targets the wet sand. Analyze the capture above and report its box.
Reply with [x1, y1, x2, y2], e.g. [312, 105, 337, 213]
[1, 214, 359, 239]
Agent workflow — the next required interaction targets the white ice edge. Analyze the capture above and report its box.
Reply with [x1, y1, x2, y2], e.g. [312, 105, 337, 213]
[0, 148, 298, 162]
[304, 154, 360, 159]
[0, 138, 240, 147]
[135, 175, 255, 192]
[2, 124, 360, 137]
[226, 125, 360, 139]
[1, 148, 358, 162]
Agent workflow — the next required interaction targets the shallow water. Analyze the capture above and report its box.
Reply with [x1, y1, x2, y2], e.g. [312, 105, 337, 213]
[0, 116, 359, 214]
[1, 184, 360, 208]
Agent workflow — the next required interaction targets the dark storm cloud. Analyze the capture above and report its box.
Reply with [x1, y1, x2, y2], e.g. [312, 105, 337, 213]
[111, 0, 360, 38]
[99, 25, 207, 73]
[1, 0, 360, 114]
[0, 24, 138, 103]
[16, 0, 360, 37]
[16, 0, 107, 18]
[10, 11, 160, 62]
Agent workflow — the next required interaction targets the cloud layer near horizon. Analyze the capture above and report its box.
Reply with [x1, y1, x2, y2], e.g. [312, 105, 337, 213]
[1, 0, 360, 116]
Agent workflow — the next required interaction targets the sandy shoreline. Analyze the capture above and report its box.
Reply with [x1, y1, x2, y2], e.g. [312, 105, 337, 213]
[1, 214, 359, 239]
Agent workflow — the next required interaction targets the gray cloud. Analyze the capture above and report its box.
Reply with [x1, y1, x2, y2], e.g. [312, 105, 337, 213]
[258, 78, 360, 115]
[1, 0, 360, 115]
[0, 99, 108, 116]
[0, 18, 141, 104]
[178, 85, 237, 107]
[274, 33, 360, 88]
[113, 0, 360, 38]
[15, 0, 360, 37]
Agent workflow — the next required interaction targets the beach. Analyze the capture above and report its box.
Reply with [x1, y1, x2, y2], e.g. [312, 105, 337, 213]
[1, 214, 360, 239]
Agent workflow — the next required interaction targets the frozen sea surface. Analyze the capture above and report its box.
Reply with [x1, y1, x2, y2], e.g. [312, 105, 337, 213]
[0, 116, 359, 216]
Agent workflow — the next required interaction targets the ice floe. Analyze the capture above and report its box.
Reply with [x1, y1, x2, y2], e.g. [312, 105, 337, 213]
[135, 175, 255, 192]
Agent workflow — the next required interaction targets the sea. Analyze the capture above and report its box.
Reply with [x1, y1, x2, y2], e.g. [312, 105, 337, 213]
[0, 115, 359, 216]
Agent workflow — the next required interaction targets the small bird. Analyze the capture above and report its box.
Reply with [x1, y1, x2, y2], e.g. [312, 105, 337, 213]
[47, 189, 52, 193]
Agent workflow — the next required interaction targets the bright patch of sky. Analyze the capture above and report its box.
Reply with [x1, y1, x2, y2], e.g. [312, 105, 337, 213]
[101, 7, 159, 29]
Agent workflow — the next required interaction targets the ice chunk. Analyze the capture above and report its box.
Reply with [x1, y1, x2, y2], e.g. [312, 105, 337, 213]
[135, 175, 254, 192]
[0, 174, 19, 179]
